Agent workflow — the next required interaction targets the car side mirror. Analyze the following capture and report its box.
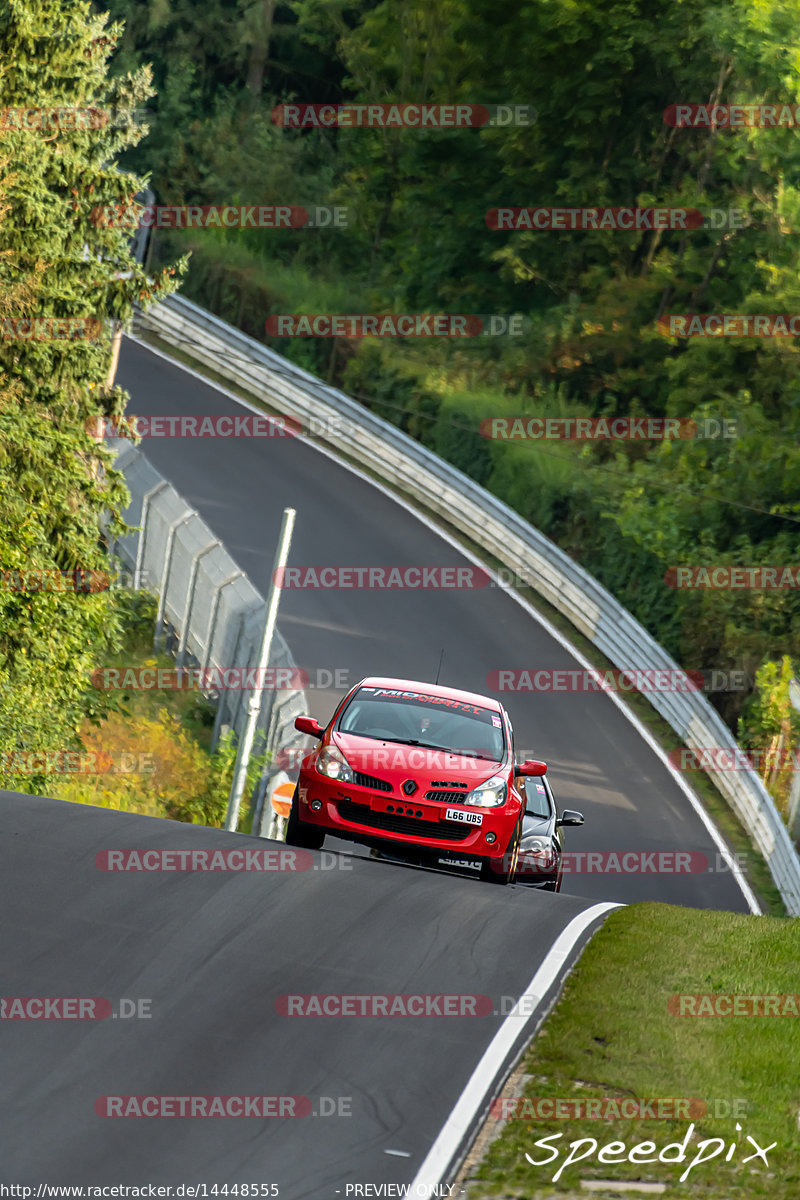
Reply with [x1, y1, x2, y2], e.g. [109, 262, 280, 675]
[295, 715, 324, 739]
[557, 809, 585, 827]
[517, 759, 547, 776]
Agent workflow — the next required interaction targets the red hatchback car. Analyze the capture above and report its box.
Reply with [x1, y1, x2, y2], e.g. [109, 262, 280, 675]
[285, 676, 549, 884]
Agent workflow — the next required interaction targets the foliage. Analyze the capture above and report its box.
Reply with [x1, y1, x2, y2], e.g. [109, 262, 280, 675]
[0, 0, 184, 786]
[48, 708, 268, 828]
[83, 0, 800, 744]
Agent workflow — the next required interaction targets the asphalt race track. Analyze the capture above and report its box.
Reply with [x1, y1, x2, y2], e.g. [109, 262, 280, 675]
[115, 336, 752, 913]
[1, 792, 616, 1194]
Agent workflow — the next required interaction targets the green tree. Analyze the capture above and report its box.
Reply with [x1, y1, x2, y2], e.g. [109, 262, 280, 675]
[0, 0, 183, 793]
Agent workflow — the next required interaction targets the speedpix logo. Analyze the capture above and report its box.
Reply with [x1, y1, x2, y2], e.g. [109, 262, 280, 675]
[525, 1122, 776, 1183]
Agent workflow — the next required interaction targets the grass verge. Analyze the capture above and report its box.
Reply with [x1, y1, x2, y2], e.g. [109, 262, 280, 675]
[464, 902, 800, 1200]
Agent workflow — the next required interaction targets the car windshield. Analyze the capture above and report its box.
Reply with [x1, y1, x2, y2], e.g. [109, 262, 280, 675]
[337, 686, 505, 761]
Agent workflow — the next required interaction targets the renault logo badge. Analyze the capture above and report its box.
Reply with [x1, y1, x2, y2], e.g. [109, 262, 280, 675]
[402, 779, 417, 796]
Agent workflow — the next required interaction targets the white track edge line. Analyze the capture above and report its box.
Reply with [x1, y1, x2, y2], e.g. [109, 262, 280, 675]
[409, 901, 623, 1190]
[122, 332, 762, 915]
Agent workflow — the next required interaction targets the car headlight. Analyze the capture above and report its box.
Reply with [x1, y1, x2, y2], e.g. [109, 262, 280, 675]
[316, 745, 354, 783]
[520, 835, 553, 854]
[465, 775, 507, 807]
[519, 835, 557, 871]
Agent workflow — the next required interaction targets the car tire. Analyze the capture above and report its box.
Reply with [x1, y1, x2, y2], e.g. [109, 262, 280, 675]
[285, 788, 326, 850]
[482, 822, 521, 885]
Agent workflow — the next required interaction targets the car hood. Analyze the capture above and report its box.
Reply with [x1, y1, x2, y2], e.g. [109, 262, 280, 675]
[521, 815, 552, 836]
[331, 731, 504, 787]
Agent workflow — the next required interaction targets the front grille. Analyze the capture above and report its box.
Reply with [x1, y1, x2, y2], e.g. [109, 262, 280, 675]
[425, 790, 471, 804]
[353, 771, 392, 792]
[430, 780, 468, 788]
[336, 799, 472, 841]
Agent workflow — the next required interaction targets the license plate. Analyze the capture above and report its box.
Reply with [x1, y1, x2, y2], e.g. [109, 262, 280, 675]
[438, 856, 482, 871]
[445, 807, 482, 826]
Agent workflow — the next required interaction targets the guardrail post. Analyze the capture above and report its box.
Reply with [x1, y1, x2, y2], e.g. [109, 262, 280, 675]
[155, 509, 194, 651]
[201, 571, 243, 675]
[133, 481, 168, 591]
[211, 605, 252, 751]
[176, 539, 220, 669]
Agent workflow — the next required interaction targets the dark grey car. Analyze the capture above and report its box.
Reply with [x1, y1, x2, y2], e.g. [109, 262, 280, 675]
[516, 771, 585, 890]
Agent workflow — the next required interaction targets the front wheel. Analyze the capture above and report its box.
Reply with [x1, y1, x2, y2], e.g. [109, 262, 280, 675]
[482, 823, 521, 885]
[285, 788, 326, 850]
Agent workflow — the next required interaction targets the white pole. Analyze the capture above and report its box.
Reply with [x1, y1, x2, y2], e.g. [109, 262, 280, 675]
[224, 507, 296, 832]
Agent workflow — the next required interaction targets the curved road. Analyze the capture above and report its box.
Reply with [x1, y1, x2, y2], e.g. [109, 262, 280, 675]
[2, 791, 614, 1192]
[116, 335, 751, 913]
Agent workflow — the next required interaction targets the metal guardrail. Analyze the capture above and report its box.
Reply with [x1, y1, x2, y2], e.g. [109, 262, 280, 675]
[132, 293, 800, 914]
[105, 439, 309, 825]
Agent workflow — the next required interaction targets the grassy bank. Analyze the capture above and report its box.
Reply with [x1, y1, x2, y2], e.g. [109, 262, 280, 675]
[464, 903, 800, 1199]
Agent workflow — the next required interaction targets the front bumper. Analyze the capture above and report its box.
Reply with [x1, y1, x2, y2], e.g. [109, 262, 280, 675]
[297, 774, 519, 859]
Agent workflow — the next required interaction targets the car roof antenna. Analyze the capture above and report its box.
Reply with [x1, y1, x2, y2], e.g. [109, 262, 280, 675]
[434, 647, 445, 686]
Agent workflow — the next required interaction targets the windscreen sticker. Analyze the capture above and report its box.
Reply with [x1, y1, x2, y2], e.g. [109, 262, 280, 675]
[491, 716, 502, 727]
[360, 687, 490, 717]
[535, 784, 546, 792]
